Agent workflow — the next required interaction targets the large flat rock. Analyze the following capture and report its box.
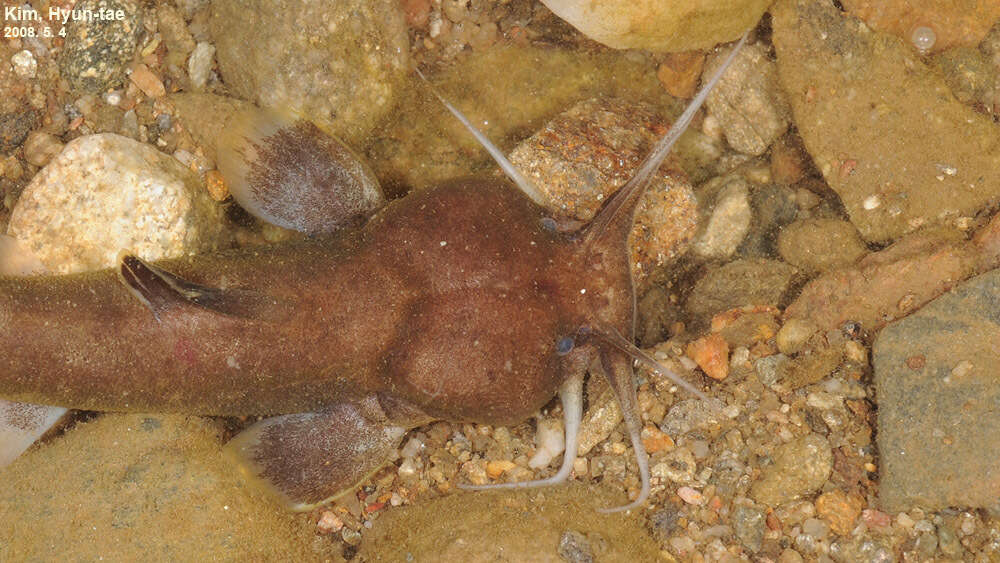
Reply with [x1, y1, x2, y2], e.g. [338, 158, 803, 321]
[874, 269, 1000, 511]
[772, 0, 1000, 243]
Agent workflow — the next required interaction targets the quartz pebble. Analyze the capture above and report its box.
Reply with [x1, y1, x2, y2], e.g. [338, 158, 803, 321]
[188, 42, 216, 90]
[8, 134, 228, 273]
[677, 486, 704, 505]
[130, 64, 167, 98]
[11, 50, 37, 79]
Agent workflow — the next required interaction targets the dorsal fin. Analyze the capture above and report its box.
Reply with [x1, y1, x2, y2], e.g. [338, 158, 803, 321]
[217, 109, 385, 235]
[117, 254, 287, 322]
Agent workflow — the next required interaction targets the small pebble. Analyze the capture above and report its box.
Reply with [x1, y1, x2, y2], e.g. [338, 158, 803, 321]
[861, 509, 892, 529]
[485, 459, 516, 480]
[686, 333, 730, 380]
[130, 64, 166, 98]
[12, 50, 37, 79]
[23, 131, 64, 168]
[316, 511, 344, 533]
[557, 530, 594, 563]
[776, 318, 819, 355]
[677, 486, 704, 505]
[657, 51, 705, 99]
[103, 91, 123, 106]
[188, 42, 216, 90]
[641, 425, 674, 454]
[815, 490, 863, 535]
[528, 417, 564, 469]
[340, 527, 362, 546]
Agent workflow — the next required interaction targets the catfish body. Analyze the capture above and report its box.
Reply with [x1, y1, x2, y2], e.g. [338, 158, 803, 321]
[0, 35, 747, 510]
[0, 179, 584, 424]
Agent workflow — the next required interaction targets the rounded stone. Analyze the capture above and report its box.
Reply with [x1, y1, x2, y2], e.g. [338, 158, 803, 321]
[751, 433, 833, 506]
[58, 0, 143, 94]
[210, 0, 409, 146]
[8, 133, 228, 274]
[777, 218, 869, 273]
[539, 0, 771, 52]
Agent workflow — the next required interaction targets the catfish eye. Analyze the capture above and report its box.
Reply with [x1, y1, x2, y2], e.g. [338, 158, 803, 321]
[540, 217, 558, 232]
[556, 336, 574, 356]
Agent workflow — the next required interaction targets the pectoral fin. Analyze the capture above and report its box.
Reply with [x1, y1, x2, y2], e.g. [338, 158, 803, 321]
[118, 254, 287, 321]
[217, 109, 384, 234]
[224, 396, 428, 511]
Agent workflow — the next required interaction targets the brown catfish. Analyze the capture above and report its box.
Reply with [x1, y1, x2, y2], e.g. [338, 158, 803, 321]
[0, 36, 747, 512]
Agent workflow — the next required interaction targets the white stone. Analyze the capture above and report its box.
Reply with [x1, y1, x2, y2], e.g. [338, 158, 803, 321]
[188, 42, 216, 90]
[8, 133, 228, 274]
[11, 50, 36, 79]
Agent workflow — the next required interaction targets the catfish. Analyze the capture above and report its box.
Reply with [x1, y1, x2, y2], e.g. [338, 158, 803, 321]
[0, 35, 747, 512]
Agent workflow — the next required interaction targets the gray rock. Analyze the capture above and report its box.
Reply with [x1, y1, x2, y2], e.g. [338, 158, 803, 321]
[659, 398, 726, 437]
[7, 133, 229, 274]
[874, 268, 1000, 511]
[739, 183, 799, 258]
[937, 521, 962, 557]
[772, 0, 1000, 243]
[732, 505, 766, 552]
[750, 433, 832, 506]
[211, 0, 409, 146]
[557, 530, 594, 563]
[59, 0, 143, 94]
[704, 42, 791, 156]
[755, 354, 790, 386]
[933, 46, 996, 106]
[686, 258, 798, 320]
[0, 110, 37, 152]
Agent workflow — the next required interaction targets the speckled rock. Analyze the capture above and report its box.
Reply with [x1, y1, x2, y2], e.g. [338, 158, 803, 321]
[874, 268, 1000, 511]
[704, 42, 791, 156]
[8, 134, 228, 274]
[841, 0, 1000, 54]
[0, 414, 339, 561]
[751, 433, 833, 506]
[686, 258, 799, 320]
[538, 0, 771, 51]
[210, 0, 409, 146]
[0, 110, 37, 152]
[777, 218, 869, 273]
[508, 97, 697, 286]
[772, 0, 1000, 243]
[933, 46, 997, 106]
[58, 0, 143, 94]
